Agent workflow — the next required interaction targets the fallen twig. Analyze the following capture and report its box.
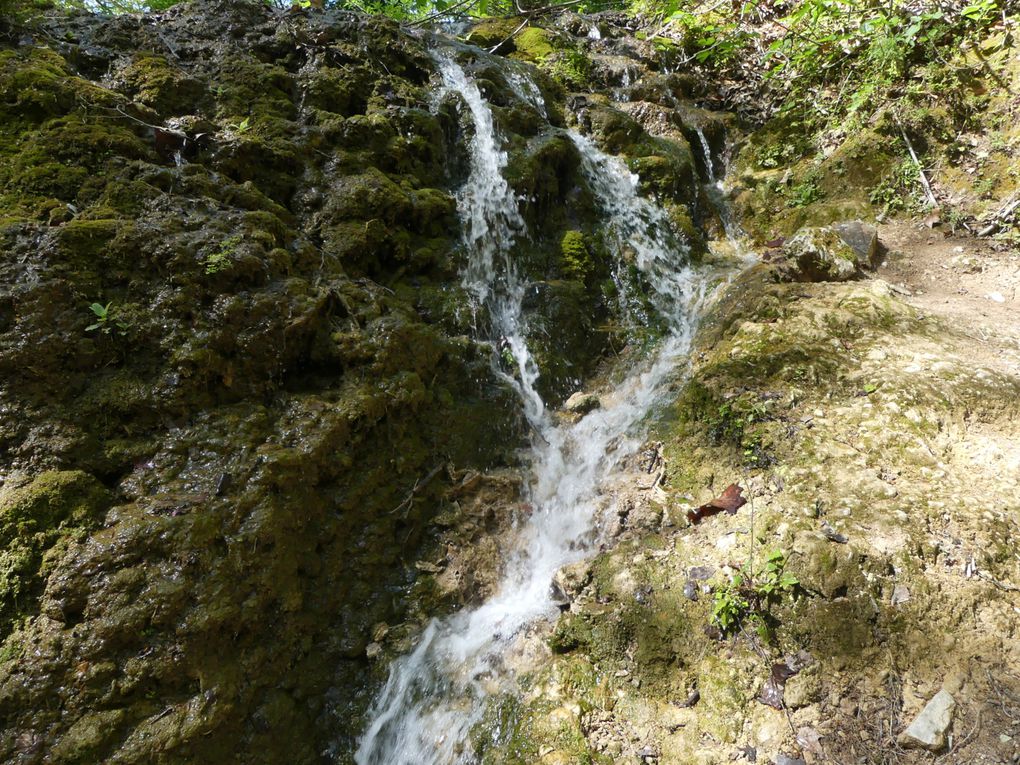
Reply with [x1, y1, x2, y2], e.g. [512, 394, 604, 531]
[896, 120, 938, 208]
[974, 571, 1020, 593]
[390, 462, 448, 517]
[489, 16, 530, 54]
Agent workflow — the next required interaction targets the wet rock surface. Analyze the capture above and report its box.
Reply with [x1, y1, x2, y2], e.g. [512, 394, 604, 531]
[0, 1, 728, 762]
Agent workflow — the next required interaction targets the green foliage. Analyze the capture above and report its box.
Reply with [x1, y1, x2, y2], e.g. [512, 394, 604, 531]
[868, 158, 920, 214]
[644, 0, 1011, 133]
[56, 0, 185, 11]
[203, 235, 241, 275]
[712, 550, 799, 638]
[787, 173, 821, 208]
[85, 301, 129, 335]
[226, 116, 253, 134]
[499, 345, 516, 370]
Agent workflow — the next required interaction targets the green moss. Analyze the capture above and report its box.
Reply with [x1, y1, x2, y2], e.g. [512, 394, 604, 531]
[547, 50, 593, 91]
[696, 653, 752, 743]
[465, 18, 524, 51]
[0, 109, 150, 223]
[664, 202, 698, 243]
[549, 612, 593, 653]
[119, 54, 206, 116]
[559, 230, 591, 281]
[56, 218, 122, 257]
[49, 709, 127, 763]
[513, 27, 556, 61]
[0, 471, 111, 637]
[628, 137, 698, 203]
[0, 47, 75, 119]
[213, 56, 296, 123]
[302, 65, 373, 117]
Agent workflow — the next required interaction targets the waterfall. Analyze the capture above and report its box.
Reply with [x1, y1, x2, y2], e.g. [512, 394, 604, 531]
[694, 126, 716, 183]
[427, 51, 546, 427]
[693, 126, 750, 259]
[354, 48, 707, 765]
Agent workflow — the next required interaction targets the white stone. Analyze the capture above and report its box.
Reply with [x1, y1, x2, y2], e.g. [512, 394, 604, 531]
[898, 689, 955, 751]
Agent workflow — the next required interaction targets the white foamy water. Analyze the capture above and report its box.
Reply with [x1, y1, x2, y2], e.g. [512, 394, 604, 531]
[354, 48, 707, 765]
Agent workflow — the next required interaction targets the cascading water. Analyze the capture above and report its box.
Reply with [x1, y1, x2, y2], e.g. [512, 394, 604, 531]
[355, 46, 708, 765]
[693, 126, 750, 258]
[695, 126, 717, 183]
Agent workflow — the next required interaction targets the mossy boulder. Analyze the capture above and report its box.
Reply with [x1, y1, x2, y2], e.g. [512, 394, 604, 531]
[776, 223, 880, 282]
[0, 471, 110, 639]
[559, 230, 592, 281]
[465, 18, 524, 54]
[117, 54, 206, 116]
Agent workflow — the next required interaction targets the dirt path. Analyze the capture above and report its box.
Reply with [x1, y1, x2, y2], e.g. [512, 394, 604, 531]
[878, 221, 1020, 377]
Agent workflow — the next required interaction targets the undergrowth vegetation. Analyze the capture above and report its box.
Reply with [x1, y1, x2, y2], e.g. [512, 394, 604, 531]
[642, 0, 1014, 128]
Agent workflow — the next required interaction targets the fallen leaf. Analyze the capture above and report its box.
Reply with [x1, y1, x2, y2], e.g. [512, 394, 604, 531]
[758, 662, 797, 709]
[687, 484, 747, 524]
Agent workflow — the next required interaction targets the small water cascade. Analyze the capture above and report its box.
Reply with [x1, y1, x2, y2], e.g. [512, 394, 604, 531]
[693, 126, 751, 260]
[694, 127, 716, 183]
[354, 46, 709, 765]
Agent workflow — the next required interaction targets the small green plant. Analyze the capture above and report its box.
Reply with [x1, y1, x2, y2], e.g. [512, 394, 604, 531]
[973, 176, 996, 199]
[787, 176, 821, 208]
[226, 116, 253, 135]
[85, 302, 129, 335]
[203, 235, 241, 275]
[500, 346, 516, 369]
[712, 550, 799, 639]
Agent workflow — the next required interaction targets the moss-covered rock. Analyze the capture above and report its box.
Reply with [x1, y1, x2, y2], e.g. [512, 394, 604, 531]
[0, 471, 110, 639]
[117, 54, 207, 116]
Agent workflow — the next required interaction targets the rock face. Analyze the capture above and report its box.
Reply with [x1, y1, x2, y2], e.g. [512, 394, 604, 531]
[898, 689, 956, 751]
[2, 4, 526, 759]
[0, 2, 717, 762]
[508, 253, 1020, 764]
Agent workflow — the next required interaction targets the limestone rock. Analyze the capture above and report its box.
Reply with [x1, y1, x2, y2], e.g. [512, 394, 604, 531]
[898, 689, 956, 751]
[832, 220, 882, 266]
[552, 559, 593, 601]
[564, 391, 602, 414]
[777, 222, 881, 282]
[784, 665, 822, 709]
[791, 530, 853, 598]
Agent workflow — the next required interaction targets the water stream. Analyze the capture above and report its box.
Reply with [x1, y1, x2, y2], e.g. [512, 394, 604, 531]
[355, 46, 709, 765]
[692, 126, 751, 261]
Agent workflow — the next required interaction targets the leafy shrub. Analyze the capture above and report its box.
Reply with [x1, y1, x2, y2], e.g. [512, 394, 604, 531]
[712, 550, 799, 638]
